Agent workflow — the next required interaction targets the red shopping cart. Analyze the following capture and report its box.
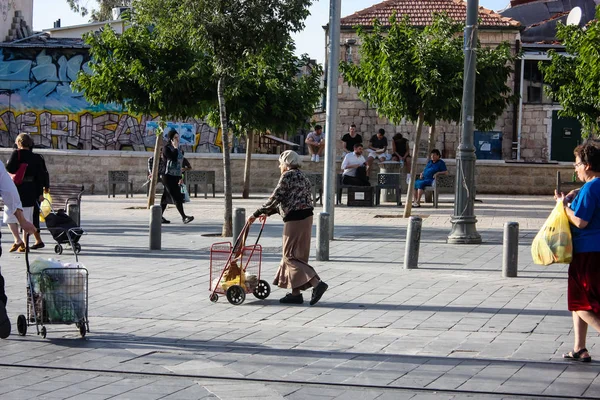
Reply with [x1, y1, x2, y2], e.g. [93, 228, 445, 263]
[209, 217, 270, 305]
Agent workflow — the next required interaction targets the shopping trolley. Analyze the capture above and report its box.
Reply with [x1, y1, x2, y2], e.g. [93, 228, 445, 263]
[16, 237, 89, 338]
[209, 217, 270, 305]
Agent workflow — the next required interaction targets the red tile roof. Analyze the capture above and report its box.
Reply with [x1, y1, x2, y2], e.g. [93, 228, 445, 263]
[340, 0, 521, 29]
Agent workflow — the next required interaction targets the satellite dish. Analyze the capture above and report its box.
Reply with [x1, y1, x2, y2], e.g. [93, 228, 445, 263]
[566, 6, 582, 26]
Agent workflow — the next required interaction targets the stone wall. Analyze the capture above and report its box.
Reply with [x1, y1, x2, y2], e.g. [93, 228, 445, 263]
[0, 149, 575, 196]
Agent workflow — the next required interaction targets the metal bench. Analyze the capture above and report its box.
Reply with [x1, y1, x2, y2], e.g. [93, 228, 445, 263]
[184, 170, 216, 199]
[424, 174, 455, 208]
[336, 173, 374, 205]
[108, 170, 133, 198]
[375, 173, 402, 206]
[304, 172, 323, 206]
[556, 171, 582, 194]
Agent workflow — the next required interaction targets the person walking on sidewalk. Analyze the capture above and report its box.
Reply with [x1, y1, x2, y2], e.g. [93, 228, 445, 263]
[0, 162, 37, 338]
[161, 129, 194, 224]
[248, 150, 328, 305]
[556, 140, 600, 363]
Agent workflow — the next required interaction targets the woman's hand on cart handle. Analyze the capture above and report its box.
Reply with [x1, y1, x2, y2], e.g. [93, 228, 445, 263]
[247, 215, 257, 224]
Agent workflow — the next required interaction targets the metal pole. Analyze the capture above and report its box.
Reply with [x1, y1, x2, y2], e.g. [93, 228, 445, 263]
[149, 205, 161, 250]
[316, 212, 330, 261]
[404, 216, 422, 269]
[502, 222, 519, 277]
[447, 0, 482, 244]
[323, 0, 341, 240]
[233, 208, 246, 241]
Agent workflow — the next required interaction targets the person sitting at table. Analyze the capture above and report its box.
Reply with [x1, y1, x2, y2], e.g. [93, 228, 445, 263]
[342, 143, 370, 186]
[366, 129, 391, 174]
[412, 149, 448, 208]
[391, 133, 412, 184]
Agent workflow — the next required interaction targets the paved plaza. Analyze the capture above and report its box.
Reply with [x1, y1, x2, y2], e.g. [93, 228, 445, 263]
[0, 192, 599, 399]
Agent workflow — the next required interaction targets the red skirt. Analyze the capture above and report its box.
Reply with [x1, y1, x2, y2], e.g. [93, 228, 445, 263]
[568, 252, 600, 312]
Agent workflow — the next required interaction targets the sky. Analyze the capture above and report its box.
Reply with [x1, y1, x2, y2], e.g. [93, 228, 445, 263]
[33, 0, 511, 65]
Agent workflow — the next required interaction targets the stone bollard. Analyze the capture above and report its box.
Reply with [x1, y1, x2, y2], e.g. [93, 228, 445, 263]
[404, 216, 422, 269]
[67, 204, 80, 227]
[502, 222, 519, 277]
[233, 208, 246, 241]
[149, 205, 162, 250]
[316, 212, 330, 261]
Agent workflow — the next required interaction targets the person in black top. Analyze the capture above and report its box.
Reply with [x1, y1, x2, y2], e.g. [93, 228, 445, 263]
[161, 130, 194, 224]
[341, 124, 363, 156]
[366, 128, 390, 174]
[4, 133, 46, 252]
[391, 133, 412, 183]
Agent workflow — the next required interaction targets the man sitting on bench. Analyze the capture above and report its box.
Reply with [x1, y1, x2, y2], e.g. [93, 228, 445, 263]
[342, 143, 370, 186]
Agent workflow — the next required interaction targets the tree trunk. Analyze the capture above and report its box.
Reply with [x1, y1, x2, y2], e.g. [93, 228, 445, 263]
[218, 77, 233, 237]
[403, 110, 425, 218]
[147, 133, 163, 209]
[427, 121, 437, 156]
[242, 130, 254, 199]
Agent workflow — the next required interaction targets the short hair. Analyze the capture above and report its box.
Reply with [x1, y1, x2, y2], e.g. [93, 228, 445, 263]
[16, 133, 34, 149]
[393, 133, 403, 140]
[431, 149, 441, 157]
[378, 128, 385, 135]
[353, 143, 363, 150]
[574, 140, 600, 172]
[350, 124, 356, 128]
[314, 125, 322, 131]
[167, 129, 178, 141]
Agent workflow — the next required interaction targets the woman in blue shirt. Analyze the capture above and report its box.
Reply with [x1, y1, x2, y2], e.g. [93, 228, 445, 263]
[556, 140, 600, 363]
[412, 149, 448, 208]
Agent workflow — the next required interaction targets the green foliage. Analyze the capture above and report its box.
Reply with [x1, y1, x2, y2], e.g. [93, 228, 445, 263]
[540, 6, 600, 137]
[72, 23, 216, 120]
[340, 13, 516, 130]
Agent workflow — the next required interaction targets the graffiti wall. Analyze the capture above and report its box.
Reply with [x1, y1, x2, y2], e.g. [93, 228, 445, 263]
[0, 46, 222, 152]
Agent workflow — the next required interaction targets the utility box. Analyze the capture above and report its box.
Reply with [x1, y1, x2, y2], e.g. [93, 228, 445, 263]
[474, 131, 502, 160]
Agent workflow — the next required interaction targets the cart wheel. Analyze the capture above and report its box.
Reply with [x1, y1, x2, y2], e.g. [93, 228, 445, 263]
[17, 314, 27, 336]
[74, 243, 81, 254]
[54, 244, 63, 255]
[209, 293, 219, 303]
[253, 280, 271, 300]
[78, 320, 86, 338]
[226, 285, 246, 305]
[41, 326, 47, 339]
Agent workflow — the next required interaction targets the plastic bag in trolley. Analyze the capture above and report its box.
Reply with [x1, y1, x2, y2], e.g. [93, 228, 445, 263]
[531, 202, 573, 265]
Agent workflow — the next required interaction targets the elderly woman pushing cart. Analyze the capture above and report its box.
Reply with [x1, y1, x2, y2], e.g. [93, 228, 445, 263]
[248, 150, 328, 305]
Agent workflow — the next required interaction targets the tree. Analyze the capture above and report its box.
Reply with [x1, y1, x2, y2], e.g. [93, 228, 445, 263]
[67, 0, 133, 21]
[540, 7, 600, 137]
[137, 0, 312, 236]
[72, 21, 216, 206]
[340, 13, 515, 217]
[212, 45, 322, 198]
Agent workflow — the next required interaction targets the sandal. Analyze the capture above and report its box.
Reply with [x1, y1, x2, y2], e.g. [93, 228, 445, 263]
[9, 242, 23, 252]
[563, 348, 592, 362]
[412, 202, 421, 208]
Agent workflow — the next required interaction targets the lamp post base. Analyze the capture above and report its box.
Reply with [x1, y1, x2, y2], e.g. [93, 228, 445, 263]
[447, 215, 482, 244]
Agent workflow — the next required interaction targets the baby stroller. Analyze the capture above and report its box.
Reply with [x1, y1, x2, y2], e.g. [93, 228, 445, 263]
[44, 207, 84, 256]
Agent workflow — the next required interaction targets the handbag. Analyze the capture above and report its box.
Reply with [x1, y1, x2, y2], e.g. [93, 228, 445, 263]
[9, 150, 28, 185]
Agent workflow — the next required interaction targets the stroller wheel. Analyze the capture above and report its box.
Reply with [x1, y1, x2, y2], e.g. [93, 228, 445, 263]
[253, 280, 271, 300]
[17, 314, 27, 336]
[226, 285, 246, 305]
[74, 243, 81, 254]
[209, 293, 219, 303]
[54, 244, 63, 255]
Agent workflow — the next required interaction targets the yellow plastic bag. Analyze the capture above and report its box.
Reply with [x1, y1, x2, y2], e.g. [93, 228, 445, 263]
[531, 202, 573, 265]
[39, 192, 52, 222]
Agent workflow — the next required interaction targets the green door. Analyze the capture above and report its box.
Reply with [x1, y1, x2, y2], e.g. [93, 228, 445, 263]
[551, 111, 582, 162]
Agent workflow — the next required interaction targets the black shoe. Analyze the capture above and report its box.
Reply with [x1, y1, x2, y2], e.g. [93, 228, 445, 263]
[280, 293, 303, 304]
[162, 217, 170, 224]
[31, 242, 45, 250]
[183, 216, 194, 224]
[310, 281, 328, 306]
[0, 300, 10, 339]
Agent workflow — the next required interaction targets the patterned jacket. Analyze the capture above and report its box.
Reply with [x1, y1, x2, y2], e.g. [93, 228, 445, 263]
[253, 169, 313, 219]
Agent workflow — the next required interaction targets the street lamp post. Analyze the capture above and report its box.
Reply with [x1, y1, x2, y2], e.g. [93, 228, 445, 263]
[447, 0, 481, 244]
[323, 0, 341, 240]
